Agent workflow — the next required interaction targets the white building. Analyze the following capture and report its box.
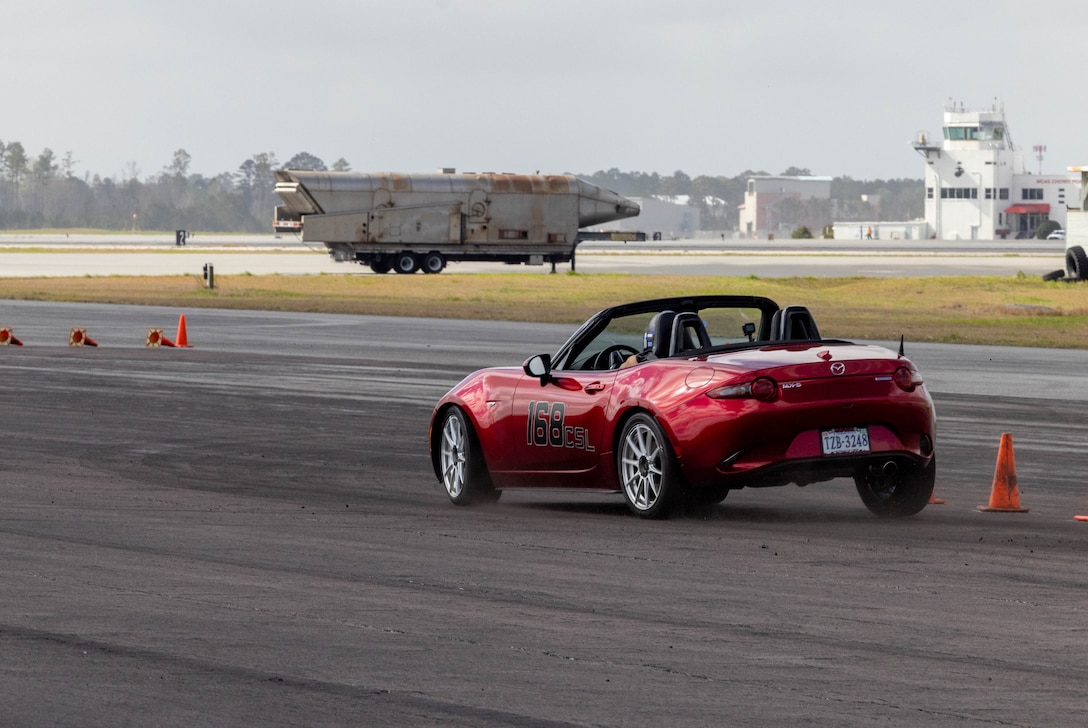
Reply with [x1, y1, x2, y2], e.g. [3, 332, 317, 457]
[913, 102, 1080, 239]
[738, 176, 832, 239]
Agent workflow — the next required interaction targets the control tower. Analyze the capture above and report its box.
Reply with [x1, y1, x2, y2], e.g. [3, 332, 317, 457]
[912, 101, 1078, 239]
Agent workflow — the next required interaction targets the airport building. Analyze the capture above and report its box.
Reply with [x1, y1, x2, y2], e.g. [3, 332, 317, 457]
[913, 102, 1079, 239]
[837, 102, 1081, 240]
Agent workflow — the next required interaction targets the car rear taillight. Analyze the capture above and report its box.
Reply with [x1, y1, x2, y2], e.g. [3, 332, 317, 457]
[893, 366, 922, 392]
[707, 376, 778, 402]
[750, 377, 777, 401]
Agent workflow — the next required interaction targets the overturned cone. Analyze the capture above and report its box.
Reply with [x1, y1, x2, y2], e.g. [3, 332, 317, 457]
[146, 328, 176, 348]
[69, 327, 98, 347]
[0, 327, 23, 346]
[978, 433, 1029, 513]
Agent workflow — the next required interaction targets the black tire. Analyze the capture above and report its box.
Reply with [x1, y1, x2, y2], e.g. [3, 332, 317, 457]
[1042, 269, 1065, 282]
[422, 252, 446, 274]
[616, 413, 683, 518]
[684, 485, 729, 512]
[394, 252, 420, 274]
[436, 407, 499, 505]
[369, 258, 392, 274]
[1066, 246, 1088, 281]
[855, 456, 935, 518]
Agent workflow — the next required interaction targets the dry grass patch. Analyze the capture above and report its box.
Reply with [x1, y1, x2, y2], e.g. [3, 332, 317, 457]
[3, 272, 1088, 348]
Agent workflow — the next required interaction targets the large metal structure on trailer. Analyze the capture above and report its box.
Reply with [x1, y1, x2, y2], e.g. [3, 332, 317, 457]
[273, 170, 643, 273]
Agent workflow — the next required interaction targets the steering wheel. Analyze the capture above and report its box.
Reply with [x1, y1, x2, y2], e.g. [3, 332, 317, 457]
[591, 344, 641, 370]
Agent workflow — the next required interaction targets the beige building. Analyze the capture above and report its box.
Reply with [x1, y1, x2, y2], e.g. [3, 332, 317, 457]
[738, 176, 832, 238]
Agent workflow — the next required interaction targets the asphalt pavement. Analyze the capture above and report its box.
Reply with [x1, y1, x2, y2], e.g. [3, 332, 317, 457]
[2, 303, 1087, 727]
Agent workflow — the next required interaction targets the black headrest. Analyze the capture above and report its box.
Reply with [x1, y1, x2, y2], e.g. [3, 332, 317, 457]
[644, 310, 676, 358]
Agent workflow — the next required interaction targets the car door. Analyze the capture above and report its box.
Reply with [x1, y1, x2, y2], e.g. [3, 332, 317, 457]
[506, 369, 618, 476]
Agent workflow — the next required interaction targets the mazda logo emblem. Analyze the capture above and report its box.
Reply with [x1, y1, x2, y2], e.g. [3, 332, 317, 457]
[830, 362, 846, 376]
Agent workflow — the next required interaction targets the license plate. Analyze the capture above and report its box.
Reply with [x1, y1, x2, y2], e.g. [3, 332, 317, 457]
[820, 427, 870, 455]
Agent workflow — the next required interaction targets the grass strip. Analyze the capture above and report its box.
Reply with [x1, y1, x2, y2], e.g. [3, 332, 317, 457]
[2, 272, 1087, 349]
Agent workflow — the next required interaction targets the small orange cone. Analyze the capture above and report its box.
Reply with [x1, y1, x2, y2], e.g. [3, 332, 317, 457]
[1075, 515, 1088, 522]
[175, 314, 192, 347]
[69, 327, 98, 347]
[0, 327, 23, 346]
[977, 433, 1029, 513]
[929, 490, 946, 505]
[146, 328, 176, 348]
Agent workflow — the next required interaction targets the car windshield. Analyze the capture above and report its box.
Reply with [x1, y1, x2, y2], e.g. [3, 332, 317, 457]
[561, 302, 768, 371]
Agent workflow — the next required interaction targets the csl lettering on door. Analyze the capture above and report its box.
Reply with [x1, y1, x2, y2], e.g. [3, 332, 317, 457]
[526, 401, 595, 452]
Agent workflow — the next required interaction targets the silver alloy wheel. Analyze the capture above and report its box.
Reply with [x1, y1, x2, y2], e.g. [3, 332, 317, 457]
[620, 421, 664, 511]
[440, 411, 467, 499]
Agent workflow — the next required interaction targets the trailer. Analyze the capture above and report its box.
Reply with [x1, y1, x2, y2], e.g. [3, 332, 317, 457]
[273, 170, 642, 273]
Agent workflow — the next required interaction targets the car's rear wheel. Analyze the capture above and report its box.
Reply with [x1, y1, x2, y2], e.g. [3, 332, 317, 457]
[438, 407, 499, 505]
[854, 456, 935, 518]
[617, 413, 682, 518]
[685, 485, 729, 510]
[1066, 246, 1088, 281]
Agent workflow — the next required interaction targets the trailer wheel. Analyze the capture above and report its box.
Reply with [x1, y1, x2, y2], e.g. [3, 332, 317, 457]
[394, 252, 420, 274]
[422, 252, 446, 274]
[369, 258, 392, 274]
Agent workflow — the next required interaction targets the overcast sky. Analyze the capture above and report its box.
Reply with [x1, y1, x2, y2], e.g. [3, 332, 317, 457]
[3, 1, 1085, 182]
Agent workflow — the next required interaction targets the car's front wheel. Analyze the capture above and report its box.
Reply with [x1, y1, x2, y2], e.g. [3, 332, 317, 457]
[437, 407, 499, 505]
[617, 413, 682, 518]
[854, 456, 935, 517]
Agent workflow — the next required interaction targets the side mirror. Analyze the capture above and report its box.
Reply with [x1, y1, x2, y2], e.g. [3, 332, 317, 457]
[523, 354, 553, 386]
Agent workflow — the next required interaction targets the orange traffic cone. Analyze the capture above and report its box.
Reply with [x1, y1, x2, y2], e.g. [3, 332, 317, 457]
[977, 433, 1029, 513]
[0, 327, 23, 346]
[929, 489, 946, 505]
[175, 314, 192, 347]
[69, 327, 98, 347]
[146, 328, 176, 348]
[1075, 515, 1088, 522]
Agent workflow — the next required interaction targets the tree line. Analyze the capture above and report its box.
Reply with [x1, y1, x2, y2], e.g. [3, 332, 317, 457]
[0, 144, 351, 232]
[582, 167, 923, 234]
[0, 141, 921, 233]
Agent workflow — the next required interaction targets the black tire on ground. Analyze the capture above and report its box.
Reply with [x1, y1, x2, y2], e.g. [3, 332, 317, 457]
[422, 252, 446, 274]
[617, 413, 684, 519]
[369, 258, 392, 274]
[1042, 269, 1065, 282]
[436, 407, 500, 505]
[1066, 246, 1088, 281]
[683, 485, 730, 512]
[855, 456, 935, 518]
[394, 252, 420, 274]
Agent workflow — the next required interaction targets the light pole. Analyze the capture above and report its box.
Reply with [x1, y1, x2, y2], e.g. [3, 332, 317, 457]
[1033, 144, 1046, 175]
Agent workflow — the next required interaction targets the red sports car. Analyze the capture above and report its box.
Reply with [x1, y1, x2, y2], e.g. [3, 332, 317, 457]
[430, 295, 936, 518]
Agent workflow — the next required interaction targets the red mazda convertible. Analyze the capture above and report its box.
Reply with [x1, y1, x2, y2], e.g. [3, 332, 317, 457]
[430, 295, 936, 518]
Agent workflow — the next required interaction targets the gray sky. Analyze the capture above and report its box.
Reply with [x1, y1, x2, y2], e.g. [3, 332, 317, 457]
[4, 0, 1085, 182]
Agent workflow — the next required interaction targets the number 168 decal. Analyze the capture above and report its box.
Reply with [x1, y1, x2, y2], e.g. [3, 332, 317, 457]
[527, 401, 595, 452]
